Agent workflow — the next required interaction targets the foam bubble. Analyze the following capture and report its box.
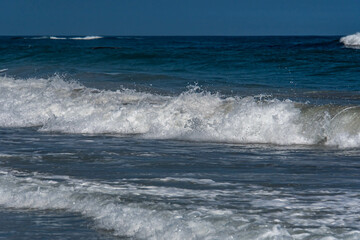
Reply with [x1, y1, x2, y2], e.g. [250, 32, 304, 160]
[1, 76, 360, 148]
[340, 33, 360, 49]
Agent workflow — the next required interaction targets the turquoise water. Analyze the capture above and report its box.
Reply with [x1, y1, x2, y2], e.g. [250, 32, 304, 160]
[0, 35, 360, 239]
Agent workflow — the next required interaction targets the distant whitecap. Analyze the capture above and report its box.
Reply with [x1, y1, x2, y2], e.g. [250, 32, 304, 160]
[49, 36, 67, 40]
[340, 32, 360, 49]
[70, 36, 103, 40]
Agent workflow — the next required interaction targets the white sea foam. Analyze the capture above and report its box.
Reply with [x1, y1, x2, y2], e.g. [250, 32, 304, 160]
[340, 33, 360, 49]
[0, 154, 12, 158]
[0, 169, 359, 239]
[27, 36, 102, 40]
[49, 36, 67, 40]
[70, 36, 103, 40]
[0, 75, 360, 148]
[0, 170, 280, 239]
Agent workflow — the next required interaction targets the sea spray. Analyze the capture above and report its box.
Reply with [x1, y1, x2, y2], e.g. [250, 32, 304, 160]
[1, 75, 360, 148]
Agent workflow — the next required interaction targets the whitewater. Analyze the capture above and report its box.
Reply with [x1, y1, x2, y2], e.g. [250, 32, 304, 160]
[1, 75, 360, 148]
[340, 32, 360, 49]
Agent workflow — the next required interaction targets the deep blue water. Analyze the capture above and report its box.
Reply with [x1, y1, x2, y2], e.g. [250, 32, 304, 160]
[0, 35, 360, 239]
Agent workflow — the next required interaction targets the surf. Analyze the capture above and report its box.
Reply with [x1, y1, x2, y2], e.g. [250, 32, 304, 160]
[1, 75, 360, 148]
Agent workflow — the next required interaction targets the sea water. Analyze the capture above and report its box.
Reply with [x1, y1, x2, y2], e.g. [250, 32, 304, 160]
[0, 35, 360, 239]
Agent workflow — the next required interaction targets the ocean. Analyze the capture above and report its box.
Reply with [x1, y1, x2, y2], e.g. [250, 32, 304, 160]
[0, 34, 360, 239]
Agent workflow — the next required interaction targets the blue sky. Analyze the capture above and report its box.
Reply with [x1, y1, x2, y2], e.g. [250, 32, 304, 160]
[1, 0, 359, 36]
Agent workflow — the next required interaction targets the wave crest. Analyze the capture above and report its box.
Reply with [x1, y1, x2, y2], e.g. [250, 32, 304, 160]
[340, 33, 360, 49]
[28, 36, 103, 40]
[49, 36, 67, 40]
[70, 36, 103, 40]
[1, 75, 360, 148]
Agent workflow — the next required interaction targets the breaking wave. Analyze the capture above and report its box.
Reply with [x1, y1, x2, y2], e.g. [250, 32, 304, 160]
[1, 75, 360, 148]
[28, 36, 103, 40]
[70, 36, 103, 40]
[340, 33, 360, 49]
[1, 169, 359, 239]
[49, 36, 67, 40]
